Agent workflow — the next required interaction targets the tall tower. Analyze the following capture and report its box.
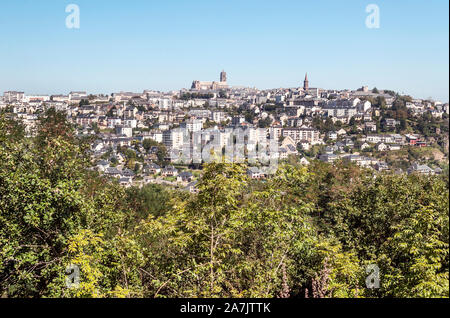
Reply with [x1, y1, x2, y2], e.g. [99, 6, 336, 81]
[303, 73, 309, 91]
[220, 70, 227, 83]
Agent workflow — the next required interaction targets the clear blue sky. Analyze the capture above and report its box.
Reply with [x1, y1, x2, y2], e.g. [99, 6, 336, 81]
[0, 0, 448, 101]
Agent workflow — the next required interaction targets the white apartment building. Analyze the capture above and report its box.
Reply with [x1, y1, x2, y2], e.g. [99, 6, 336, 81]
[150, 131, 163, 143]
[163, 129, 185, 149]
[181, 119, 203, 132]
[142, 131, 163, 143]
[211, 111, 229, 123]
[51, 95, 70, 102]
[116, 125, 133, 138]
[124, 119, 137, 129]
[69, 91, 87, 100]
[24, 95, 51, 103]
[365, 134, 397, 144]
[325, 107, 358, 118]
[158, 98, 172, 110]
[282, 127, 320, 144]
[107, 118, 122, 128]
[3, 91, 25, 103]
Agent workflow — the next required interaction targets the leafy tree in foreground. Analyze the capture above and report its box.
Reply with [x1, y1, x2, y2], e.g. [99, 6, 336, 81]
[0, 110, 134, 297]
[134, 163, 318, 297]
[326, 174, 449, 297]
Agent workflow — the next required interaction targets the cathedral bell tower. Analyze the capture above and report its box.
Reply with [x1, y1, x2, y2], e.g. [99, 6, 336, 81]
[220, 70, 227, 83]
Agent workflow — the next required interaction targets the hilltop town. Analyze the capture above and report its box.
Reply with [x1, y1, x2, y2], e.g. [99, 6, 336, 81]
[1, 71, 449, 190]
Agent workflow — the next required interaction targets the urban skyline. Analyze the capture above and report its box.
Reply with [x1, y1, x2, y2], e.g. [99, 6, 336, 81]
[2, 70, 449, 103]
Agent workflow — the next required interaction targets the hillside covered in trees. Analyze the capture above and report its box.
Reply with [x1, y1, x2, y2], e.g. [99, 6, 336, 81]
[0, 110, 448, 298]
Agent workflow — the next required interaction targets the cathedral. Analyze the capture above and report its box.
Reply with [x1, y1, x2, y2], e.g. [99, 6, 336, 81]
[191, 70, 229, 90]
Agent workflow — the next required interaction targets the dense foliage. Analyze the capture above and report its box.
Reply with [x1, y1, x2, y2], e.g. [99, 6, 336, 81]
[0, 112, 448, 298]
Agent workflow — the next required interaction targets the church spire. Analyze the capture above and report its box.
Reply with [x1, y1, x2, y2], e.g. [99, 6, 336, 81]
[303, 73, 309, 90]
